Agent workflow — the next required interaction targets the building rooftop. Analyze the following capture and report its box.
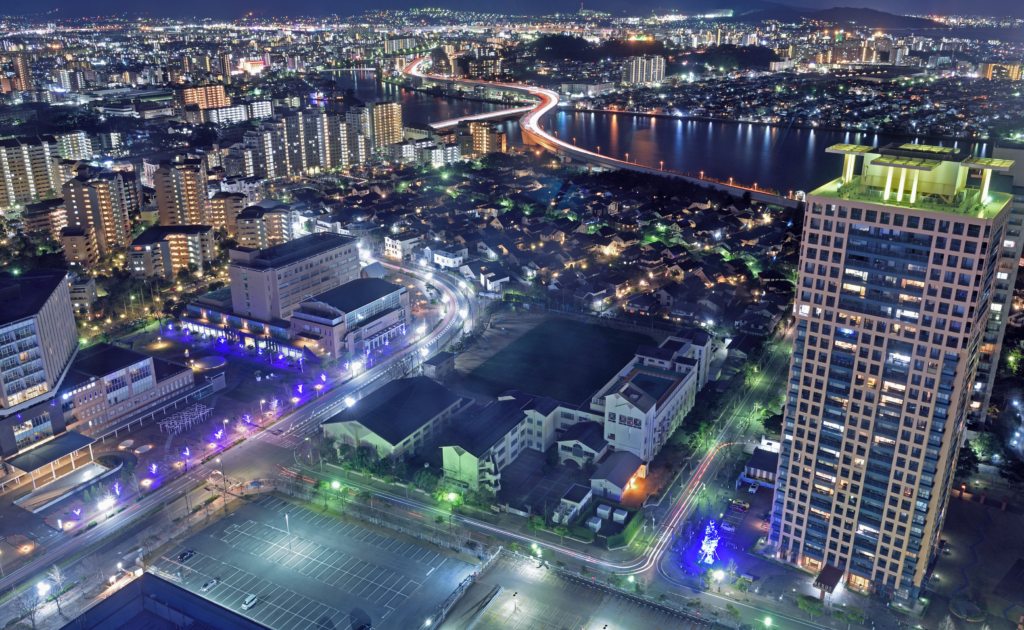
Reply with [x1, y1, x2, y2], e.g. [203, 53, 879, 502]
[230, 233, 356, 270]
[813, 142, 1015, 220]
[321, 376, 464, 446]
[0, 269, 70, 328]
[557, 421, 607, 453]
[562, 483, 592, 505]
[446, 398, 525, 458]
[308, 278, 403, 315]
[591, 450, 643, 490]
[69, 343, 149, 378]
[132, 225, 213, 246]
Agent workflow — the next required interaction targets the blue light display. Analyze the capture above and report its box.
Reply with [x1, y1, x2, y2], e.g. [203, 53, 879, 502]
[699, 520, 720, 565]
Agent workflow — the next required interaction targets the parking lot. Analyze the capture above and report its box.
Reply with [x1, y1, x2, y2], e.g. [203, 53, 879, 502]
[465, 553, 710, 630]
[150, 495, 477, 630]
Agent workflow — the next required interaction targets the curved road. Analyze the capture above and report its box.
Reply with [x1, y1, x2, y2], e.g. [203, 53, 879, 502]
[0, 256, 475, 595]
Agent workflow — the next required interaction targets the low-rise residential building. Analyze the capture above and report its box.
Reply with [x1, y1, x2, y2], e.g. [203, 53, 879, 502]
[129, 225, 215, 281]
[289, 278, 409, 359]
[432, 250, 464, 269]
[384, 231, 421, 260]
[322, 377, 467, 461]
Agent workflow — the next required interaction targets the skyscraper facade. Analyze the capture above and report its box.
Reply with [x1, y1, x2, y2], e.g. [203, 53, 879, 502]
[770, 142, 1016, 604]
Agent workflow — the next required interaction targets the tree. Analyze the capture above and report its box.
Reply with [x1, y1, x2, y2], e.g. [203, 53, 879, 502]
[971, 433, 1003, 461]
[797, 595, 824, 619]
[762, 413, 784, 435]
[845, 606, 864, 624]
[700, 568, 715, 589]
[956, 444, 980, 481]
[608, 572, 622, 587]
[13, 588, 41, 629]
[554, 525, 569, 544]
[998, 457, 1024, 485]
[527, 515, 545, 533]
[80, 555, 103, 582]
[725, 558, 738, 579]
[726, 603, 742, 621]
[47, 564, 69, 616]
[938, 614, 956, 630]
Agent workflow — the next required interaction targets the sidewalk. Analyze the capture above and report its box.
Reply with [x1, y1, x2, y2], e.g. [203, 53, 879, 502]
[658, 543, 898, 630]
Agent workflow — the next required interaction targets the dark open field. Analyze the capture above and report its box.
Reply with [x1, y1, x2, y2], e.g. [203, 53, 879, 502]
[462, 318, 654, 404]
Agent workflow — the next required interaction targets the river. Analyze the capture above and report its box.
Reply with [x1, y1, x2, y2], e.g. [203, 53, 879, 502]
[336, 70, 994, 195]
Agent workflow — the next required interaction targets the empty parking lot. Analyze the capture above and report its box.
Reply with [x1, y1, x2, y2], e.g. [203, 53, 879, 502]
[149, 495, 477, 630]
[465, 554, 712, 630]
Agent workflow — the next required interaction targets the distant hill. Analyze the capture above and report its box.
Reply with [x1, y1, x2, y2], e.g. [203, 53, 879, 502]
[735, 6, 941, 29]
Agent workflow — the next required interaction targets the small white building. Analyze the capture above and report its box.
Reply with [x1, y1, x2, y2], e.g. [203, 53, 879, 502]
[433, 250, 465, 269]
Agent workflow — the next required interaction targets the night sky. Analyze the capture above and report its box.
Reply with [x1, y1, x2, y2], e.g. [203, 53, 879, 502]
[2, 0, 1020, 21]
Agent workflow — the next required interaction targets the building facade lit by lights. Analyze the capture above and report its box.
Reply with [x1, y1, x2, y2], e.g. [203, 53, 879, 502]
[181, 233, 360, 360]
[770, 142, 1016, 604]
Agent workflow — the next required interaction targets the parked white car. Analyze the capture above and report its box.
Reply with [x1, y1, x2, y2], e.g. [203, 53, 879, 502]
[721, 522, 737, 533]
[749, 481, 760, 494]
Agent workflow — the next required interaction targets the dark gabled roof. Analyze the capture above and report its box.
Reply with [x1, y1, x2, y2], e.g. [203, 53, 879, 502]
[747, 447, 779, 472]
[0, 269, 69, 328]
[591, 451, 643, 489]
[311, 278, 403, 314]
[446, 398, 525, 458]
[322, 377, 463, 446]
[558, 421, 607, 453]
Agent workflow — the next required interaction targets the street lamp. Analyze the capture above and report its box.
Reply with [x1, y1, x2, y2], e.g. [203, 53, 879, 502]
[260, 399, 266, 415]
[285, 513, 291, 551]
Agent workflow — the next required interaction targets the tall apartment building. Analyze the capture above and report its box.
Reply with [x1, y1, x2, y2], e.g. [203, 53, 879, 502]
[468, 122, 507, 157]
[0, 269, 79, 461]
[621, 56, 665, 85]
[978, 61, 1022, 81]
[770, 143, 1016, 604]
[371, 102, 403, 150]
[154, 158, 208, 226]
[0, 136, 61, 210]
[243, 124, 288, 178]
[56, 132, 93, 161]
[129, 225, 215, 281]
[177, 84, 231, 112]
[62, 168, 134, 256]
[209, 191, 247, 236]
[384, 37, 419, 53]
[13, 54, 33, 91]
[235, 201, 294, 250]
[969, 141, 1024, 425]
[22, 198, 67, 239]
[219, 53, 233, 83]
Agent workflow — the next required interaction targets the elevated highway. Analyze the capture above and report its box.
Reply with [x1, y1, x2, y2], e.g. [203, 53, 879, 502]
[405, 58, 801, 208]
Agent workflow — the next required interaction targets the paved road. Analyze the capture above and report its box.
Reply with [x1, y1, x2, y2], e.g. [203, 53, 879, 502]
[0, 259, 476, 597]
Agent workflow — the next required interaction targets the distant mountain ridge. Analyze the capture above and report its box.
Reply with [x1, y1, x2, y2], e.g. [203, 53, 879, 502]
[732, 6, 942, 29]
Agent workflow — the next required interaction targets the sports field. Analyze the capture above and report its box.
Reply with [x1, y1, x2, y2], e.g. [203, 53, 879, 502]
[462, 318, 654, 404]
